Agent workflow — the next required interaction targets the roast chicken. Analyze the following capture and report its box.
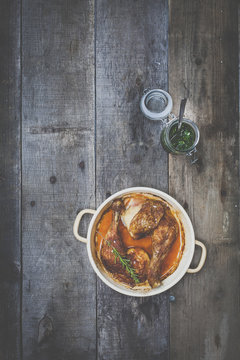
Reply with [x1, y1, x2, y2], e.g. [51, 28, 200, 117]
[121, 197, 165, 239]
[147, 209, 179, 288]
[99, 196, 179, 288]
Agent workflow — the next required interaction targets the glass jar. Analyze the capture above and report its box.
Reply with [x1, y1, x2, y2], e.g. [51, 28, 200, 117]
[140, 89, 200, 163]
[160, 118, 200, 163]
[140, 89, 173, 121]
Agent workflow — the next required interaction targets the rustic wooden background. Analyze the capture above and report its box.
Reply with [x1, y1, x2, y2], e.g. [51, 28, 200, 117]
[0, 0, 239, 359]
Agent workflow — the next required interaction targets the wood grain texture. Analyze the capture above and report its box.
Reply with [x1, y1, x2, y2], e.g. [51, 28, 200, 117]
[21, 1, 96, 359]
[169, 1, 239, 359]
[0, 1, 21, 359]
[96, 1, 169, 359]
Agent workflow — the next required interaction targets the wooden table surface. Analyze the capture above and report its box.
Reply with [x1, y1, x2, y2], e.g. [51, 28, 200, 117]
[0, 1, 239, 359]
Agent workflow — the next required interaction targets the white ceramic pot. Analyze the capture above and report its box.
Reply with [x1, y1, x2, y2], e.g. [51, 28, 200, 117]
[73, 187, 206, 297]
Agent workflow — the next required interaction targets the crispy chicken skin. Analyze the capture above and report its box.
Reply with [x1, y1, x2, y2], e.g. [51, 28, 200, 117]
[147, 209, 179, 288]
[129, 200, 165, 239]
[100, 200, 126, 274]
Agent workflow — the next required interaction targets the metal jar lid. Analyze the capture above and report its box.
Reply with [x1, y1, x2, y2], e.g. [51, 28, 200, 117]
[140, 89, 173, 121]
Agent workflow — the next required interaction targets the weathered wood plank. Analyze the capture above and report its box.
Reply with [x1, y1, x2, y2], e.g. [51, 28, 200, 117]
[96, 1, 169, 359]
[21, 1, 96, 359]
[169, 1, 239, 359]
[0, 1, 21, 359]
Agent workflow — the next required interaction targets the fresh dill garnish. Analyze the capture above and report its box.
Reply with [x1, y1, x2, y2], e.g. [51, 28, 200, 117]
[96, 231, 140, 284]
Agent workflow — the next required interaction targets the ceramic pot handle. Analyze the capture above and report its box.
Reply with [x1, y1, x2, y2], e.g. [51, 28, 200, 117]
[187, 240, 207, 273]
[73, 209, 96, 244]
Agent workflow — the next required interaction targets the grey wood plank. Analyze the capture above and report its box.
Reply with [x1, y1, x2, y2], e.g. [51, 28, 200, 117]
[0, 1, 21, 359]
[96, 1, 169, 359]
[21, 1, 96, 359]
[169, 1, 240, 359]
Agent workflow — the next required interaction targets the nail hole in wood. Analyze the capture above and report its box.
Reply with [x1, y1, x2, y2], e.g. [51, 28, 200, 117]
[50, 176, 57, 184]
[79, 161, 85, 169]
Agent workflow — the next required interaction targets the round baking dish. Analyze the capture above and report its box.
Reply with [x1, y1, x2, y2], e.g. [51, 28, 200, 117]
[73, 187, 206, 297]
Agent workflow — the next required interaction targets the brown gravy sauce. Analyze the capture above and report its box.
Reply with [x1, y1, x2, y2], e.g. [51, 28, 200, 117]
[95, 194, 185, 284]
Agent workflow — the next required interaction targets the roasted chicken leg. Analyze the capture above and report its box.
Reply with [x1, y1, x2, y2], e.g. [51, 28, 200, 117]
[100, 200, 126, 274]
[100, 200, 150, 286]
[148, 209, 179, 288]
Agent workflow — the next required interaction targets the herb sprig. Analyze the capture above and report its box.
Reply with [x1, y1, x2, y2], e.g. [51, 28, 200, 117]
[97, 231, 140, 284]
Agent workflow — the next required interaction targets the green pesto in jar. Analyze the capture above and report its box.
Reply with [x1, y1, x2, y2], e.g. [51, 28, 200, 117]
[169, 122, 196, 152]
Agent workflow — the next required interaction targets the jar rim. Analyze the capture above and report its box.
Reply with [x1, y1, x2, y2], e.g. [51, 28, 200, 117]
[140, 89, 173, 120]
